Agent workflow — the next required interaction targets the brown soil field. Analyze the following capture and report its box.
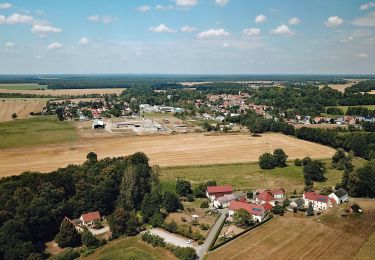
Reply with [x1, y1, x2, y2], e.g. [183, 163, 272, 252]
[0, 99, 46, 122]
[207, 198, 375, 260]
[0, 88, 125, 96]
[0, 133, 335, 177]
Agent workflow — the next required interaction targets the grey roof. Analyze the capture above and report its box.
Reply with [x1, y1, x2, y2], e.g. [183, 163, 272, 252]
[334, 188, 348, 198]
[216, 194, 236, 204]
[295, 198, 305, 207]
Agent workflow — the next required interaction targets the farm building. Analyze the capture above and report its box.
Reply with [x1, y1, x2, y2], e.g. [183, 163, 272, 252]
[303, 192, 331, 211]
[228, 201, 266, 222]
[329, 188, 349, 206]
[92, 119, 105, 129]
[80, 211, 101, 226]
[206, 185, 234, 201]
[256, 189, 285, 204]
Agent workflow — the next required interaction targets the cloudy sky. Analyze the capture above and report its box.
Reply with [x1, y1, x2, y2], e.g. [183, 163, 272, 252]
[0, 0, 375, 74]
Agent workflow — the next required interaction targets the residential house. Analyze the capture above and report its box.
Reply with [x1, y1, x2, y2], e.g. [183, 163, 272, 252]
[329, 188, 349, 206]
[213, 194, 236, 208]
[63, 217, 84, 233]
[228, 201, 266, 222]
[303, 192, 331, 211]
[256, 189, 285, 205]
[206, 185, 234, 201]
[80, 211, 101, 226]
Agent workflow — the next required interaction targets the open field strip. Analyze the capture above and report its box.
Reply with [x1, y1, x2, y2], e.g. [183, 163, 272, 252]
[0, 88, 125, 96]
[0, 132, 335, 177]
[206, 198, 375, 260]
[83, 237, 176, 260]
[0, 83, 48, 90]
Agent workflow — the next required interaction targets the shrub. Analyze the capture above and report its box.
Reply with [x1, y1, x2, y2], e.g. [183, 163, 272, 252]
[181, 217, 187, 222]
[51, 248, 79, 260]
[141, 232, 166, 248]
[199, 223, 209, 230]
[294, 159, 302, 166]
[200, 200, 209, 208]
[351, 203, 362, 213]
[187, 194, 194, 202]
[271, 205, 285, 215]
[170, 245, 196, 260]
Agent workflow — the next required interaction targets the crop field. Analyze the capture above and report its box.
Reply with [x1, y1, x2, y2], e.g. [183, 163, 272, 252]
[0, 83, 48, 90]
[0, 133, 336, 177]
[0, 116, 77, 150]
[207, 198, 375, 260]
[0, 88, 125, 96]
[84, 237, 176, 260]
[0, 98, 48, 122]
[160, 158, 364, 194]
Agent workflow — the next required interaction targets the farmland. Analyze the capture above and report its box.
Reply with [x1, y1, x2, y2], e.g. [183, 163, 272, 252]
[84, 237, 176, 260]
[0, 88, 125, 96]
[0, 83, 47, 90]
[160, 158, 365, 193]
[0, 132, 336, 177]
[0, 98, 48, 122]
[0, 116, 77, 149]
[206, 198, 375, 260]
[328, 105, 375, 113]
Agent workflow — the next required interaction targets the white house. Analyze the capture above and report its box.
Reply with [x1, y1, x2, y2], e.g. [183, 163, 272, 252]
[228, 201, 266, 223]
[329, 188, 349, 206]
[213, 194, 236, 208]
[303, 192, 331, 211]
[80, 211, 101, 226]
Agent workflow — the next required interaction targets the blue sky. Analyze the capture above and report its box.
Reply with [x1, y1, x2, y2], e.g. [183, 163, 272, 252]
[0, 0, 374, 74]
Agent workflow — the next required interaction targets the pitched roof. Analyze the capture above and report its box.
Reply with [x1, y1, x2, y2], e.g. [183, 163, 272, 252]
[81, 211, 100, 222]
[295, 198, 305, 207]
[330, 197, 337, 205]
[334, 188, 348, 198]
[207, 185, 233, 194]
[304, 192, 329, 203]
[257, 191, 274, 202]
[216, 194, 236, 204]
[229, 201, 265, 216]
[270, 189, 285, 196]
[263, 202, 273, 211]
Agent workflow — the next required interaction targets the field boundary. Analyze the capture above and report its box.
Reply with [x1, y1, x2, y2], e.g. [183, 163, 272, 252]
[209, 215, 273, 252]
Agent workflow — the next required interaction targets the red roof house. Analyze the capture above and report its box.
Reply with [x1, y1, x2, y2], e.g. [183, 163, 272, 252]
[228, 201, 266, 222]
[263, 202, 273, 211]
[257, 191, 274, 202]
[206, 185, 233, 200]
[80, 211, 101, 226]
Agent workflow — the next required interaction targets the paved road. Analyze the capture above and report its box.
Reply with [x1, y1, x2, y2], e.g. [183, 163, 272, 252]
[148, 228, 197, 249]
[196, 209, 228, 259]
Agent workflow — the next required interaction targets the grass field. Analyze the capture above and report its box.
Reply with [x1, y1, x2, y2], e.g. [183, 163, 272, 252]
[0, 98, 48, 122]
[326, 105, 375, 114]
[160, 158, 365, 194]
[84, 237, 176, 260]
[0, 116, 77, 149]
[0, 88, 125, 96]
[354, 230, 375, 260]
[206, 198, 375, 260]
[0, 133, 335, 177]
[0, 83, 47, 90]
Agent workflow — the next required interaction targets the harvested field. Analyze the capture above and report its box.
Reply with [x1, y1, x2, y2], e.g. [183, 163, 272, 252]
[207, 198, 375, 260]
[0, 83, 47, 90]
[0, 88, 125, 96]
[293, 123, 345, 129]
[0, 133, 335, 177]
[0, 98, 47, 122]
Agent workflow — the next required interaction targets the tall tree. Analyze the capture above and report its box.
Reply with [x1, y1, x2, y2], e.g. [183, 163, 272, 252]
[109, 208, 139, 238]
[163, 192, 181, 213]
[273, 148, 288, 167]
[55, 219, 81, 248]
[176, 179, 192, 197]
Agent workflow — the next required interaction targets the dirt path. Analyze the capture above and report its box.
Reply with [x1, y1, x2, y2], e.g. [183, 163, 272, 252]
[0, 133, 335, 177]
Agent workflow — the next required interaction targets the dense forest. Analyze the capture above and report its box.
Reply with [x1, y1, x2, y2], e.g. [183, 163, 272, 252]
[345, 80, 375, 94]
[0, 152, 161, 259]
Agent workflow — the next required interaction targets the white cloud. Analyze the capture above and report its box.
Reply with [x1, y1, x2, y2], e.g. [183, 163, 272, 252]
[243, 28, 261, 37]
[197, 28, 230, 39]
[78, 37, 90, 45]
[5, 42, 14, 47]
[356, 53, 368, 58]
[174, 0, 198, 7]
[360, 2, 375, 10]
[181, 25, 197, 32]
[272, 24, 294, 36]
[88, 15, 115, 24]
[137, 5, 151, 12]
[47, 42, 63, 50]
[255, 14, 267, 24]
[215, 0, 230, 7]
[0, 3, 12, 9]
[339, 36, 353, 43]
[149, 24, 176, 33]
[0, 15, 5, 24]
[352, 11, 375, 27]
[31, 24, 61, 34]
[325, 16, 344, 27]
[5, 13, 34, 24]
[155, 4, 175, 10]
[289, 17, 300, 25]
[223, 42, 229, 48]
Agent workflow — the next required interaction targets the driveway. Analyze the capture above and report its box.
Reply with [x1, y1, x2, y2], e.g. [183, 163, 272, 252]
[88, 226, 110, 235]
[196, 208, 227, 259]
[148, 228, 197, 249]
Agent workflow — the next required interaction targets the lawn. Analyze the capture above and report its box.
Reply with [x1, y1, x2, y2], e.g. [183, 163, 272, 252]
[160, 158, 365, 194]
[326, 105, 375, 114]
[0, 116, 77, 149]
[83, 237, 176, 260]
[0, 83, 47, 90]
